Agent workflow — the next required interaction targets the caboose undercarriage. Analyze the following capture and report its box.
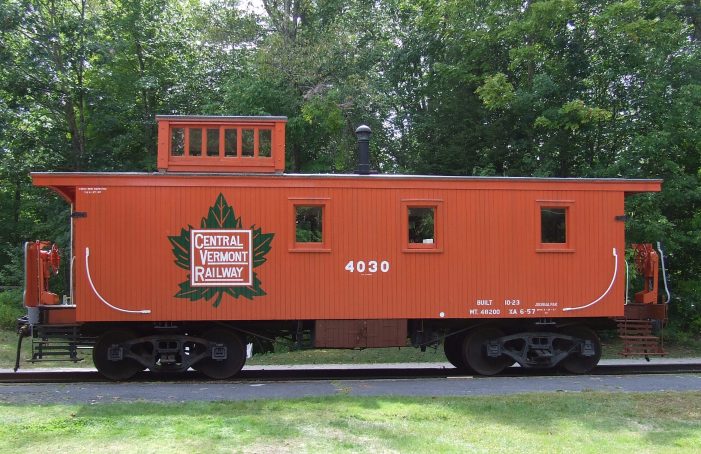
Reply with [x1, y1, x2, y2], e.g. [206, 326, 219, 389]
[17, 314, 646, 380]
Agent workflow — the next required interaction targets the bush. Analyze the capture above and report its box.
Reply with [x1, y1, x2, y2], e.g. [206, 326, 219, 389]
[666, 279, 701, 338]
[0, 289, 24, 330]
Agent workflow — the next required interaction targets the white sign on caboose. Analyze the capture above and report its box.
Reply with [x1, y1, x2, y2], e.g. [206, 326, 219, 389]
[190, 229, 253, 287]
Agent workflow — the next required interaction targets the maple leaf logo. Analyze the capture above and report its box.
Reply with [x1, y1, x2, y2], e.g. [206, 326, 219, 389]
[168, 193, 274, 307]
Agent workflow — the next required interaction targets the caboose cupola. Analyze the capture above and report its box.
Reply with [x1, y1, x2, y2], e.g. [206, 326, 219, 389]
[156, 115, 287, 173]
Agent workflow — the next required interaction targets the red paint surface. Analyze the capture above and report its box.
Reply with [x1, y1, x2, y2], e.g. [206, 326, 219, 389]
[33, 172, 661, 323]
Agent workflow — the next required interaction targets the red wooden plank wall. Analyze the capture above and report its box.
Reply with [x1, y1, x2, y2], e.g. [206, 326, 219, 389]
[32, 174, 657, 323]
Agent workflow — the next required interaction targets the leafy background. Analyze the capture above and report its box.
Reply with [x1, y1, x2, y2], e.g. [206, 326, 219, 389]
[0, 0, 699, 334]
[168, 194, 274, 307]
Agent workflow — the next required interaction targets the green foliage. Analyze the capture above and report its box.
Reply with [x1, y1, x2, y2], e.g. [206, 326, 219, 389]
[534, 100, 612, 132]
[476, 73, 516, 110]
[1, 0, 700, 335]
[295, 206, 323, 242]
[0, 290, 23, 330]
[408, 207, 435, 243]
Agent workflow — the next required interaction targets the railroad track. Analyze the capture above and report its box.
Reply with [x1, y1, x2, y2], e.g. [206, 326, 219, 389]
[2, 363, 701, 384]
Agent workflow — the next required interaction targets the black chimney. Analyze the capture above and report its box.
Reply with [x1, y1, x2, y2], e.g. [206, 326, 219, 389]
[355, 124, 371, 175]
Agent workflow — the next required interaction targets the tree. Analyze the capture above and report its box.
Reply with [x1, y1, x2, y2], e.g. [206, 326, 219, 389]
[1, 0, 700, 332]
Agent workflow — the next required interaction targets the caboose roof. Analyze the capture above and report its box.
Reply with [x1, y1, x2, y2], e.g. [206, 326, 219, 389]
[32, 172, 662, 204]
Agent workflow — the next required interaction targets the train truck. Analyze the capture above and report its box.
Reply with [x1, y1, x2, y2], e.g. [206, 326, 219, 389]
[16, 115, 668, 380]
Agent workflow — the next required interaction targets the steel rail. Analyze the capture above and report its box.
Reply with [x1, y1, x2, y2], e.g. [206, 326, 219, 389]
[2, 363, 701, 384]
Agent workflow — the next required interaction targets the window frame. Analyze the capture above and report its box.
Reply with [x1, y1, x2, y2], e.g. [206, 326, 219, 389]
[168, 125, 275, 159]
[288, 197, 331, 253]
[536, 200, 575, 253]
[401, 199, 444, 253]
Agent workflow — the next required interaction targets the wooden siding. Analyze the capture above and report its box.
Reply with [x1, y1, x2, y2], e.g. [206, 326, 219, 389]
[33, 173, 661, 323]
[315, 320, 408, 348]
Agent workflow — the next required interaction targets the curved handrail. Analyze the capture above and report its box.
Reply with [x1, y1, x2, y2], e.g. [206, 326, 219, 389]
[85, 247, 151, 315]
[563, 248, 618, 312]
[657, 242, 671, 304]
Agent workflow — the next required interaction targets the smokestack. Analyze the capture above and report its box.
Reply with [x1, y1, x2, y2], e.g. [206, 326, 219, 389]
[355, 124, 371, 175]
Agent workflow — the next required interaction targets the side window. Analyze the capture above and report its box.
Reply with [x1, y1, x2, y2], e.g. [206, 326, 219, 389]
[289, 198, 330, 252]
[242, 129, 255, 156]
[224, 129, 238, 157]
[167, 126, 273, 159]
[189, 128, 202, 156]
[206, 128, 219, 157]
[537, 201, 574, 252]
[259, 129, 272, 157]
[402, 200, 443, 252]
[171, 128, 185, 156]
[296, 206, 323, 243]
[408, 207, 435, 244]
[541, 207, 566, 244]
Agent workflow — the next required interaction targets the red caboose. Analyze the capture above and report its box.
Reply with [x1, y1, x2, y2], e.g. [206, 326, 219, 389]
[18, 116, 667, 379]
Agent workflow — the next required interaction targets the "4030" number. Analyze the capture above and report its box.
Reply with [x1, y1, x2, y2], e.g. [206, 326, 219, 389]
[344, 260, 390, 273]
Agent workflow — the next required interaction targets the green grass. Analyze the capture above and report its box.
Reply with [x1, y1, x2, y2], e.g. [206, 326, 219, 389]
[0, 329, 23, 368]
[1, 393, 700, 453]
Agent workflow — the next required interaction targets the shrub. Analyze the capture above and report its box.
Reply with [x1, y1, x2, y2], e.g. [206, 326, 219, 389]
[0, 289, 24, 330]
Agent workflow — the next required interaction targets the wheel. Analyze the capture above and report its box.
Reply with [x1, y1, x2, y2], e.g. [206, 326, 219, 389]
[444, 333, 470, 370]
[462, 327, 512, 376]
[195, 328, 246, 379]
[93, 330, 143, 381]
[444, 334, 466, 368]
[560, 325, 601, 374]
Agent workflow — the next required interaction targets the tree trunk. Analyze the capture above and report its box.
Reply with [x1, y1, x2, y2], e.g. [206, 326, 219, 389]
[10, 181, 21, 243]
[684, 1, 701, 41]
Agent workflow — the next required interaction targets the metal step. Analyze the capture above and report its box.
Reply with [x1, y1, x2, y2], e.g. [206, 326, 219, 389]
[29, 324, 91, 363]
[616, 318, 666, 357]
[30, 339, 84, 362]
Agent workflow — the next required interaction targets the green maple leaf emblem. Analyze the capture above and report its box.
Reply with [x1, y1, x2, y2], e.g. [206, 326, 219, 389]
[168, 193, 274, 307]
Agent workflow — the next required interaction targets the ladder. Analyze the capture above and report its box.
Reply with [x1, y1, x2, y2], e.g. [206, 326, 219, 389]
[616, 318, 666, 357]
[28, 325, 94, 363]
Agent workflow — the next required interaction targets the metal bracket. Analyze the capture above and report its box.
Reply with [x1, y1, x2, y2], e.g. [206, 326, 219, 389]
[211, 344, 228, 361]
[486, 340, 502, 358]
[581, 339, 595, 357]
[71, 212, 88, 218]
[107, 345, 123, 362]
